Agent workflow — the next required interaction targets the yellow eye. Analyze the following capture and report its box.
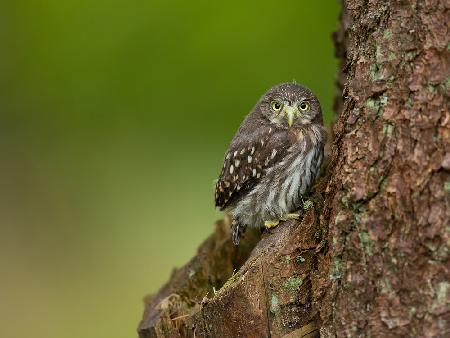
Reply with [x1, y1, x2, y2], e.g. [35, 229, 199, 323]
[299, 101, 310, 112]
[271, 100, 283, 112]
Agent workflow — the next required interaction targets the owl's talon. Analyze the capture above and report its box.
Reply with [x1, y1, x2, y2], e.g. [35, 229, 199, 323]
[231, 222, 246, 246]
[264, 220, 280, 229]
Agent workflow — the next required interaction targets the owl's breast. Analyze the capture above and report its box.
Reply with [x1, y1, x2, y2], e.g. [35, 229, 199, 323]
[262, 125, 325, 216]
[287, 128, 304, 144]
[228, 124, 326, 228]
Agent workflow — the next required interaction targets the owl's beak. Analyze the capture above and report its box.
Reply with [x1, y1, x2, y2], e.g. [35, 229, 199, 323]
[284, 106, 297, 127]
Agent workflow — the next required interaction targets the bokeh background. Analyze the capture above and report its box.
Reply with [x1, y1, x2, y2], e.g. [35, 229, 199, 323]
[0, 1, 339, 337]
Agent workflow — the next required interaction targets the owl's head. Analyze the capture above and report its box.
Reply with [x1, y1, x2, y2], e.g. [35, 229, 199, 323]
[257, 83, 323, 128]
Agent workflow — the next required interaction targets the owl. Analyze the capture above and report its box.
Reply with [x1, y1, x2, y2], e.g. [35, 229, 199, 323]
[215, 83, 326, 245]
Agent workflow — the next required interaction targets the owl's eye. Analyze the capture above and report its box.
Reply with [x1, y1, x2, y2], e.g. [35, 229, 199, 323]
[271, 100, 283, 112]
[299, 101, 310, 112]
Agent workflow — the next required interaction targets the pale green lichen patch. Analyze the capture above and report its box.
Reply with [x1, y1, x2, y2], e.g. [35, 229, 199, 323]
[380, 94, 388, 106]
[354, 209, 363, 224]
[303, 200, 314, 210]
[444, 77, 450, 90]
[406, 97, 414, 108]
[383, 29, 392, 39]
[284, 255, 291, 264]
[365, 93, 388, 117]
[341, 195, 350, 208]
[330, 257, 343, 281]
[270, 294, 279, 313]
[388, 52, 397, 61]
[283, 277, 303, 294]
[366, 98, 377, 109]
[428, 83, 437, 94]
[383, 123, 395, 136]
[444, 182, 450, 193]
[381, 277, 394, 295]
[296, 255, 305, 264]
[375, 45, 383, 63]
[351, 201, 364, 215]
[359, 229, 374, 256]
[432, 281, 450, 312]
[370, 63, 380, 81]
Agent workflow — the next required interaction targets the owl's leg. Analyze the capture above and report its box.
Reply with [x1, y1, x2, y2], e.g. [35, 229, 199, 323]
[231, 220, 246, 246]
[264, 205, 283, 228]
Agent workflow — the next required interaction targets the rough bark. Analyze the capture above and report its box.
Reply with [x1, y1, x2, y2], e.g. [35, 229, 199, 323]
[138, 1, 450, 337]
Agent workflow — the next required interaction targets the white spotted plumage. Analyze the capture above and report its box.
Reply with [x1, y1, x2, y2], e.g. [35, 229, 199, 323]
[228, 124, 324, 228]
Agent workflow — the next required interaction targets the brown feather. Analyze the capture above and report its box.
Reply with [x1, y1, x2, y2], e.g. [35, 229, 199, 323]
[215, 127, 289, 209]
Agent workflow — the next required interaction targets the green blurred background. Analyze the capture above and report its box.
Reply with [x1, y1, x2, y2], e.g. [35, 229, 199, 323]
[0, 1, 339, 337]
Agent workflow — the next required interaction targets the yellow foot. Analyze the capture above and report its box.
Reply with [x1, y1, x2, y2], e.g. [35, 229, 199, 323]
[264, 220, 280, 229]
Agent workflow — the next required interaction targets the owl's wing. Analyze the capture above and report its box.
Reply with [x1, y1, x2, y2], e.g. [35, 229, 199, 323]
[215, 127, 289, 210]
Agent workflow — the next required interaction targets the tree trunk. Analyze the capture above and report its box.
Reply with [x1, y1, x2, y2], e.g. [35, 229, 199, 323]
[138, 1, 450, 337]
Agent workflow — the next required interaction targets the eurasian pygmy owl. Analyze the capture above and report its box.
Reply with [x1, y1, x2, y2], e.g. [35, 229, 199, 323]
[215, 83, 326, 245]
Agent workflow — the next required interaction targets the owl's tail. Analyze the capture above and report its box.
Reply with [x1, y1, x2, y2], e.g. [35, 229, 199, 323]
[231, 221, 246, 246]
